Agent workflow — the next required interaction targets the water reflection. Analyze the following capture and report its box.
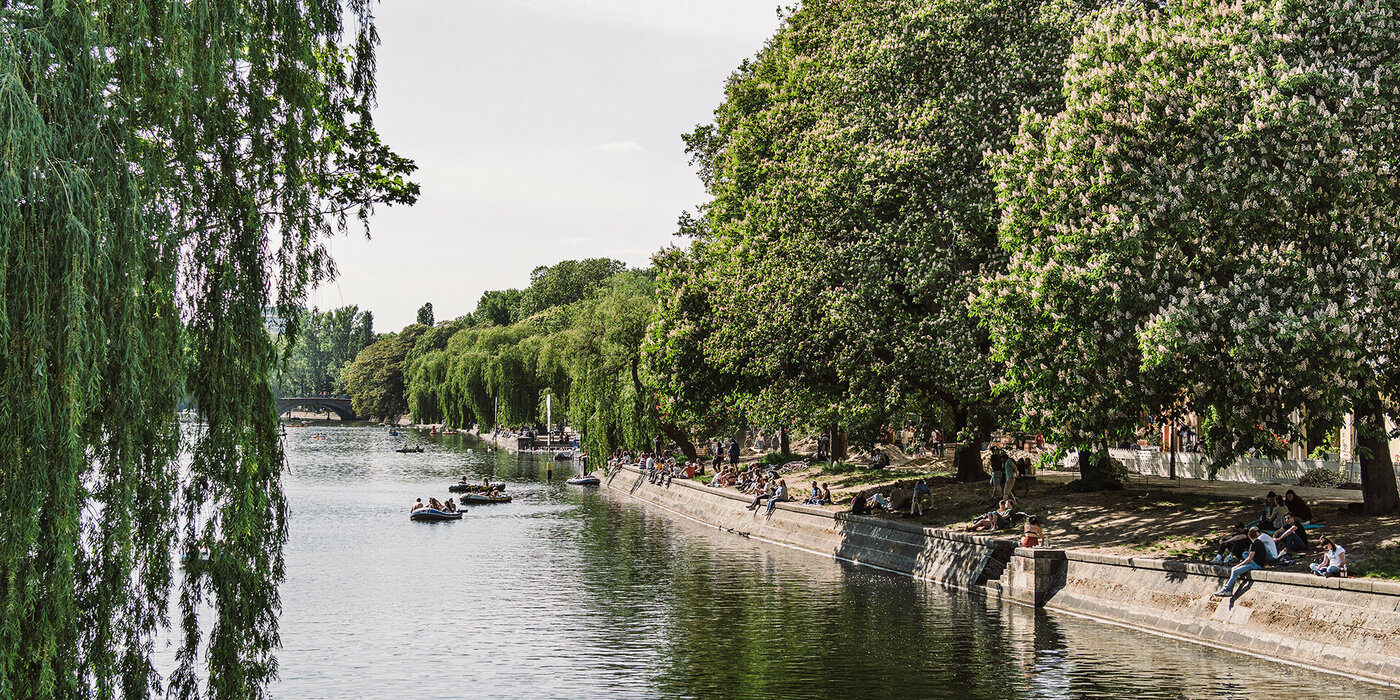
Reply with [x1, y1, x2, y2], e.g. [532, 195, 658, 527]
[265, 426, 1385, 699]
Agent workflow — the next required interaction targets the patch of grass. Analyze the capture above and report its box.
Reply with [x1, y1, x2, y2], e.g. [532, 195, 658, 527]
[694, 473, 715, 485]
[759, 451, 808, 466]
[1350, 544, 1400, 580]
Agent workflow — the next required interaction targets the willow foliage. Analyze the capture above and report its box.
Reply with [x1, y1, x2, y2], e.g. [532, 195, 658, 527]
[0, 1, 414, 698]
[405, 272, 659, 459]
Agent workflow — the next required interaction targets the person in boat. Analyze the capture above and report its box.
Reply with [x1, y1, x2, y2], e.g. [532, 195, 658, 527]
[483, 477, 491, 490]
[444, 498, 457, 513]
[428, 497, 444, 511]
[411, 498, 425, 512]
[488, 487, 501, 498]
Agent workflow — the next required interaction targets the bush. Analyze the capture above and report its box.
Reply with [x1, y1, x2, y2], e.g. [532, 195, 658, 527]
[1296, 467, 1343, 489]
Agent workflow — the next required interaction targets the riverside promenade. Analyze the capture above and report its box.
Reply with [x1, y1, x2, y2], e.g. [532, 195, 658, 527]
[599, 463, 1400, 687]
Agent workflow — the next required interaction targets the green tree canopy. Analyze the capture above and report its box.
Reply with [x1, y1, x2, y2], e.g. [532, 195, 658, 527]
[654, 0, 1093, 471]
[519, 258, 628, 317]
[981, 0, 1400, 506]
[417, 302, 435, 327]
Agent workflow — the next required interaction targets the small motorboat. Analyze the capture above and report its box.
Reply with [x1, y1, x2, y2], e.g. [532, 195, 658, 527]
[395, 446, 424, 453]
[447, 482, 506, 493]
[410, 508, 462, 522]
[566, 475, 600, 486]
[457, 493, 512, 505]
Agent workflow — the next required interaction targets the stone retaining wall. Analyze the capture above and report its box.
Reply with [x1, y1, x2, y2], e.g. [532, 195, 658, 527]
[598, 464, 1400, 686]
[600, 465, 1013, 591]
[1044, 551, 1400, 686]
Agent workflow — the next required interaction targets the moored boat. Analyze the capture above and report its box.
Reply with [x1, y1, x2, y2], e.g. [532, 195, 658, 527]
[410, 508, 462, 522]
[447, 482, 506, 493]
[566, 475, 600, 486]
[457, 493, 512, 505]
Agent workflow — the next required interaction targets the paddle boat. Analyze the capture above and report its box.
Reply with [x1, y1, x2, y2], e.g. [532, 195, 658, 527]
[457, 493, 512, 505]
[447, 482, 507, 493]
[566, 475, 601, 486]
[410, 508, 462, 522]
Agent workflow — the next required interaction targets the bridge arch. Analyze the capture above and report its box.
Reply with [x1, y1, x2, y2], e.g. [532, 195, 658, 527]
[276, 396, 358, 421]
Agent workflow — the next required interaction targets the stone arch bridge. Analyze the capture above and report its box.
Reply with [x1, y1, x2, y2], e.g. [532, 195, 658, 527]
[276, 396, 358, 421]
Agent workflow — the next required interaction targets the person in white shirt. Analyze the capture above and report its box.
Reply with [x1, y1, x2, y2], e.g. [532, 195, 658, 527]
[1310, 537, 1347, 577]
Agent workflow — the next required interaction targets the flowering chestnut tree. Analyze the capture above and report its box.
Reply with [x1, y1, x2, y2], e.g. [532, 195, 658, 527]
[983, 0, 1400, 509]
[657, 0, 1094, 475]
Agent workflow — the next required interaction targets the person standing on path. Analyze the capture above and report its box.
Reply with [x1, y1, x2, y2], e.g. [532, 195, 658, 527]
[728, 438, 739, 468]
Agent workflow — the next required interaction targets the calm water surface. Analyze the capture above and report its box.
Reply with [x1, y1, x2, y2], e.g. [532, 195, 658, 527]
[266, 426, 1387, 699]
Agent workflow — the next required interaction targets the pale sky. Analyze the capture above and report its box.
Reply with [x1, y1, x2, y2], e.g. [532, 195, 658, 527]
[307, 0, 784, 330]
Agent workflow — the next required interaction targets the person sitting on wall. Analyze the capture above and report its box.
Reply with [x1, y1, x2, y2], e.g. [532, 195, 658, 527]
[1284, 489, 1314, 524]
[1310, 537, 1347, 577]
[1255, 528, 1289, 566]
[1273, 513, 1309, 556]
[818, 483, 832, 505]
[746, 480, 777, 512]
[764, 479, 788, 516]
[802, 481, 822, 505]
[850, 490, 870, 515]
[1211, 523, 1251, 565]
[1213, 527, 1273, 597]
[1021, 515, 1045, 548]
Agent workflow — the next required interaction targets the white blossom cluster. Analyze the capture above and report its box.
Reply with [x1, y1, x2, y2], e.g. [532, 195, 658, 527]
[981, 0, 1400, 447]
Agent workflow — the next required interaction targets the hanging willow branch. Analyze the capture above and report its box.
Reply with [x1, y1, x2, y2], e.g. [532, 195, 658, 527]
[0, 1, 417, 698]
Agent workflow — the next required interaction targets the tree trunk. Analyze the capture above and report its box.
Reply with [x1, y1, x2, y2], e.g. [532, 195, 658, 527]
[779, 426, 790, 455]
[658, 422, 698, 462]
[629, 357, 697, 461]
[833, 427, 848, 462]
[1073, 441, 1126, 492]
[1357, 388, 1400, 515]
[953, 406, 986, 482]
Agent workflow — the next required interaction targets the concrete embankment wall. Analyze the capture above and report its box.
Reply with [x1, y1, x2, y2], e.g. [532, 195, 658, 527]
[600, 465, 1014, 591]
[1041, 551, 1400, 686]
[599, 464, 1400, 687]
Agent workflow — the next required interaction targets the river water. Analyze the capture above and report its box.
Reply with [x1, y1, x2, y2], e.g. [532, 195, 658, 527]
[265, 425, 1382, 699]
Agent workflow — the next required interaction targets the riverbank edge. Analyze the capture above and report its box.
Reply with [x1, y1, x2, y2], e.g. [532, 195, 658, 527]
[597, 464, 1400, 687]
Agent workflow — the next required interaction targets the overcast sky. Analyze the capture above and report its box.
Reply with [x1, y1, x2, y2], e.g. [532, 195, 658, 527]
[307, 0, 784, 330]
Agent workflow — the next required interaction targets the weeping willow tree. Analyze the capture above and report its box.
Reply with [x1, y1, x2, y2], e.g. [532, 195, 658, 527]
[0, 1, 416, 698]
[404, 271, 680, 460]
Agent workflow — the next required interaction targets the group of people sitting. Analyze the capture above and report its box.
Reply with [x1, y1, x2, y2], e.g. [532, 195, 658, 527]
[410, 497, 457, 513]
[1212, 489, 1346, 597]
[710, 464, 779, 493]
[745, 478, 789, 516]
[848, 480, 934, 517]
[608, 449, 703, 486]
[960, 494, 1045, 548]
